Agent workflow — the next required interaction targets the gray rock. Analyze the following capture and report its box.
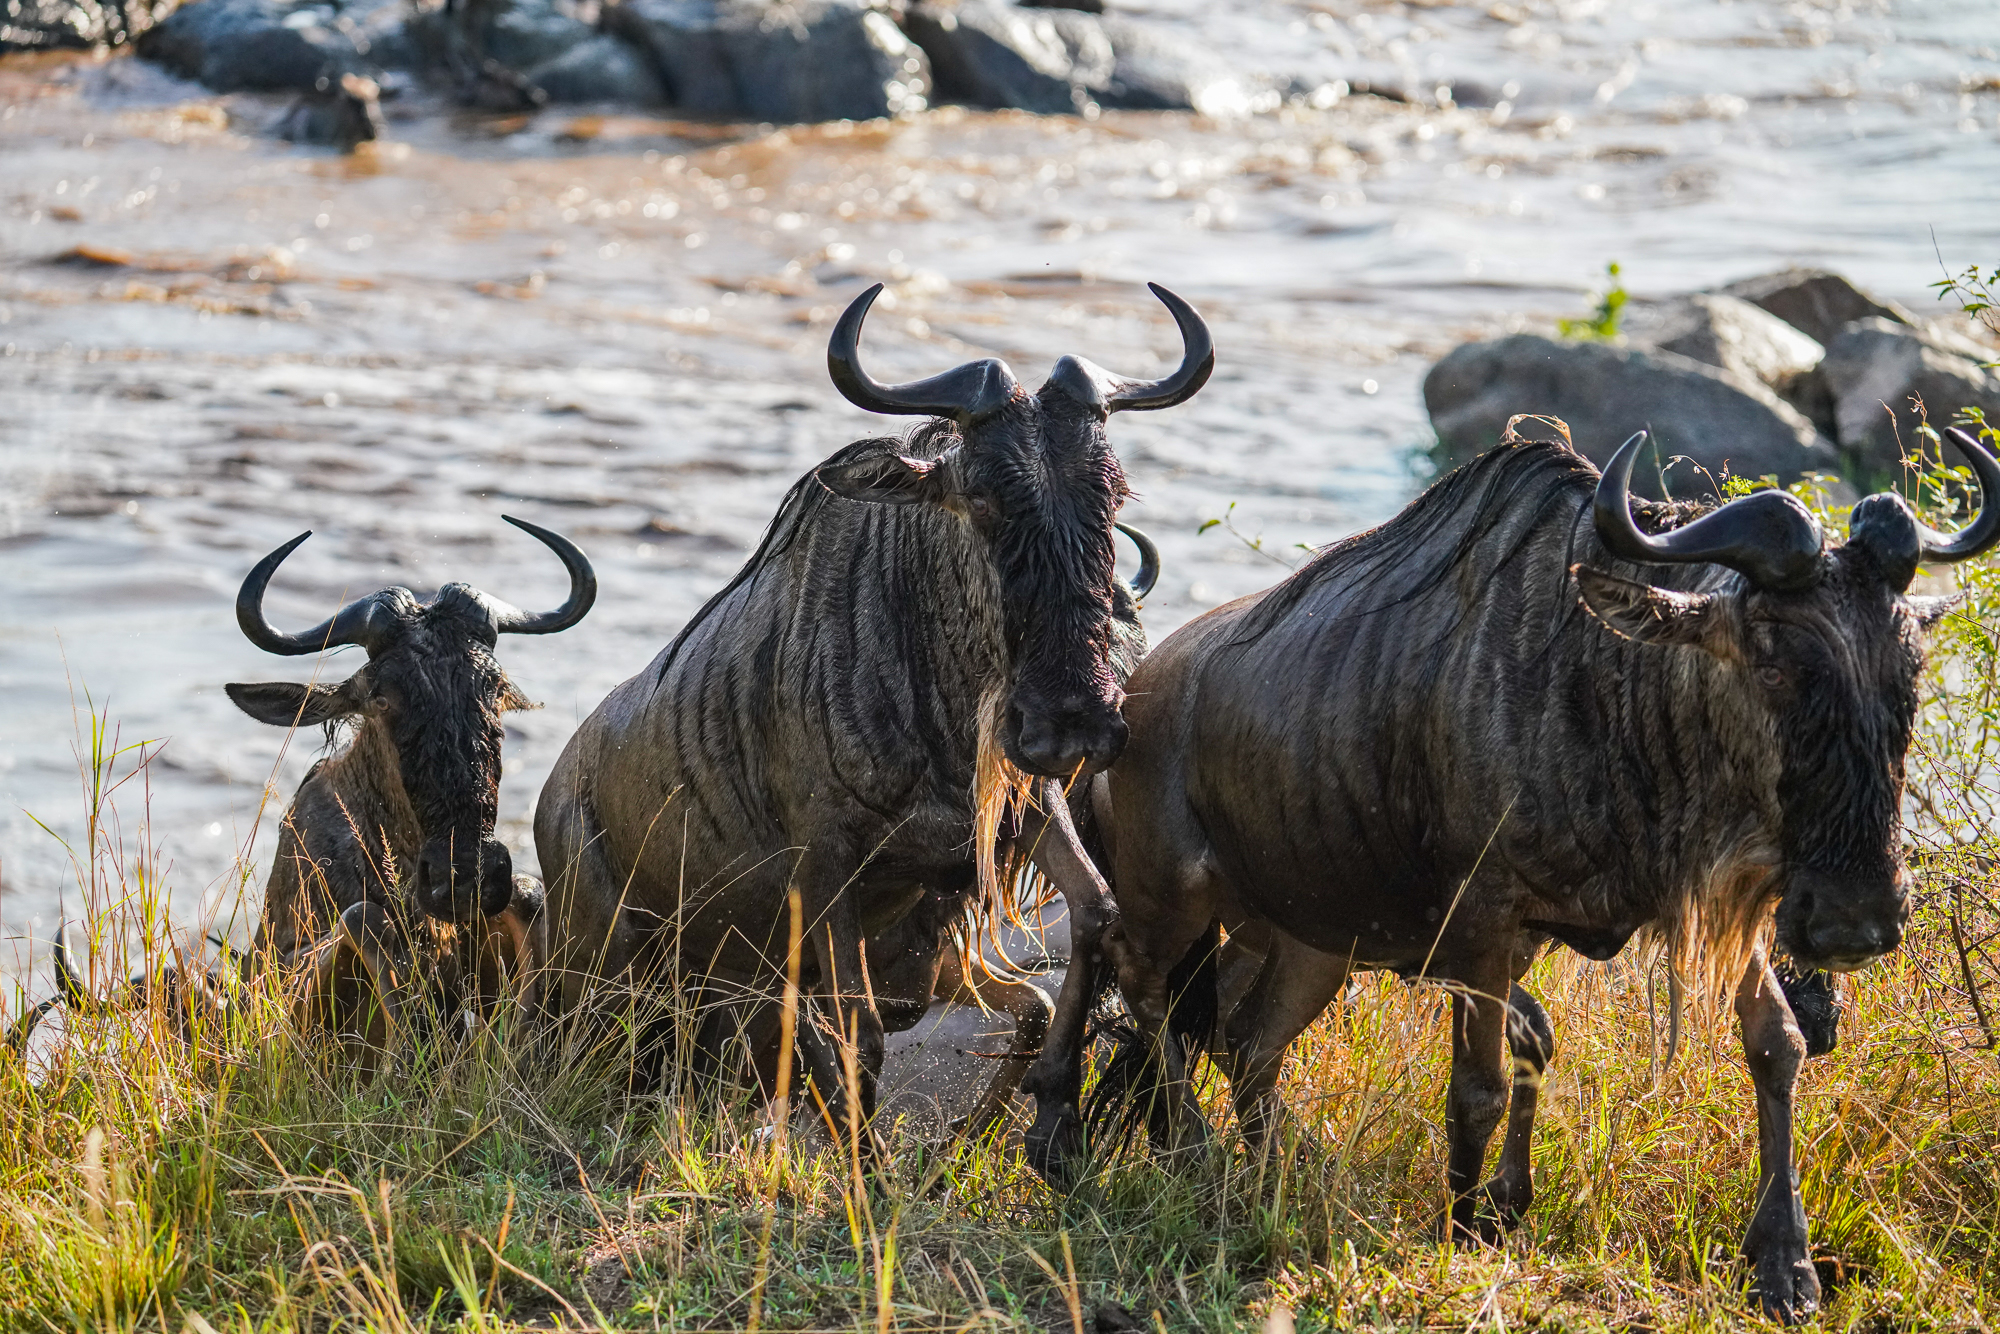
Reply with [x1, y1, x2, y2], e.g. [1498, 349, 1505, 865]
[1636, 293, 1825, 389]
[273, 69, 383, 147]
[904, 0, 1082, 114]
[906, 1, 1240, 116]
[1632, 292, 1835, 437]
[525, 30, 664, 101]
[1819, 317, 2000, 487]
[607, 0, 927, 120]
[719, 0, 930, 122]
[139, 0, 370, 91]
[2, 0, 175, 51]
[602, 0, 736, 112]
[1425, 334, 1841, 498]
[1092, 12, 1244, 113]
[480, 0, 592, 72]
[1716, 268, 1913, 348]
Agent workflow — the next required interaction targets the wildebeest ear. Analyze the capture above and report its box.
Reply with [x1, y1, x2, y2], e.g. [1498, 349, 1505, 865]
[497, 679, 539, 712]
[1907, 592, 1965, 628]
[1573, 566, 1727, 652]
[224, 680, 359, 728]
[815, 453, 944, 506]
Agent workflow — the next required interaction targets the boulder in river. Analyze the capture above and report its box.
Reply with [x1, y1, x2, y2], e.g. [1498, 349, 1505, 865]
[2, 0, 176, 51]
[905, 0, 1245, 116]
[1817, 317, 2000, 487]
[1716, 267, 1913, 347]
[525, 30, 664, 102]
[139, 0, 371, 92]
[606, 0, 928, 121]
[903, 0, 1085, 114]
[722, 0, 930, 122]
[477, 0, 592, 73]
[601, 0, 736, 113]
[1425, 333, 1841, 498]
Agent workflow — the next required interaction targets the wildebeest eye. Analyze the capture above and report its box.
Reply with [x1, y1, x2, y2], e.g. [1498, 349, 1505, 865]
[1756, 665, 1786, 689]
[966, 494, 993, 518]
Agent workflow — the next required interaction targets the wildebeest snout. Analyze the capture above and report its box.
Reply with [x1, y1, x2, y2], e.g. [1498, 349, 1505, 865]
[414, 834, 514, 922]
[1006, 697, 1129, 779]
[1776, 869, 1910, 972]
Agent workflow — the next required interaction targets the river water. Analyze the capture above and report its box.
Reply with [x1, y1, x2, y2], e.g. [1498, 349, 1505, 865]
[2, 0, 1997, 990]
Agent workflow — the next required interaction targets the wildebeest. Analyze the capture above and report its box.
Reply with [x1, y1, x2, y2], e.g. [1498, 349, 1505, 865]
[224, 517, 594, 1055]
[534, 282, 1207, 1153]
[1068, 423, 1995, 1322]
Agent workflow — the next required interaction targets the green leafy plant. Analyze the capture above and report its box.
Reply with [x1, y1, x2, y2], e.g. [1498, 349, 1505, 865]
[1557, 260, 1627, 341]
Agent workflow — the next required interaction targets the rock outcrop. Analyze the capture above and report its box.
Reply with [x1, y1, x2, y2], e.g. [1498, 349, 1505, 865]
[1818, 318, 2000, 486]
[1716, 268, 1913, 347]
[1425, 333, 1840, 498]
[1427, 269, 2000, 497]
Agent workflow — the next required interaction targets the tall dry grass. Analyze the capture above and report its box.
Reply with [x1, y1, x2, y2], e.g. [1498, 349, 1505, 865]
[4, 424, 2000, 1332]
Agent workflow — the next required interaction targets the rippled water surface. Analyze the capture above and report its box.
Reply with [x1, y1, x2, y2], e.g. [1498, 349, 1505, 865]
[2, 0, 1997, 983]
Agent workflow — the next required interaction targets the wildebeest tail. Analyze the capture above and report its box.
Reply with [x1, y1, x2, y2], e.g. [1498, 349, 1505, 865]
[1085, 920, 1220, 1149]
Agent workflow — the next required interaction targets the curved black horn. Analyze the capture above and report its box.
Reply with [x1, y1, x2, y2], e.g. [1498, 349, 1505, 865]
[237, 532, 396, 656]
[1593, 431, 1825, 592]
[1116, 521, 1160, 600]
[491, 516, 597, 635]
[1047, 284, 1215, 415]
[828, 283, 1020, 423]
[1915, 427, 2000, 563]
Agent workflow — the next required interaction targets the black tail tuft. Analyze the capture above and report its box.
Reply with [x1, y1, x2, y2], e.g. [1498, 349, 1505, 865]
[1084, 922, 1221, 1151]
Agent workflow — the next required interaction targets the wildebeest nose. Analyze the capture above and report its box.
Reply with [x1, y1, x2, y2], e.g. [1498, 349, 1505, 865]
[1013, 706, 1127, 778]
[415, 835, 513, 922]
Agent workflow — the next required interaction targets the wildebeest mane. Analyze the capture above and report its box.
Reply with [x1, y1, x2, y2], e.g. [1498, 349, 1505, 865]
[1229, 438, 1708, 652]
[650, 422, 963, 693]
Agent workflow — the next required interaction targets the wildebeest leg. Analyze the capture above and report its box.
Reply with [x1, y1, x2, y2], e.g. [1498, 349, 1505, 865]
[1736, 946, 1819, 1323]
[1018, 780, 1125, 1181]
[1485, 982, 1554, 1228]
[1224, 933, 1352, 1153]
[938, 946, 1053, 1137]
[476, 874, 548, 1033]
[797, 871, 886, 1168]
[287, 903, 414, 1062]
[1442, 958, 1514, 1245]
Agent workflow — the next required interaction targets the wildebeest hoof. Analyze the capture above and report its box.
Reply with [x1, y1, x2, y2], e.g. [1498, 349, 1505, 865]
[1024, 1103, 1086, 1188]
[1439, 1203, 1507, 1249]
[1747, 1252, 1820, 1325]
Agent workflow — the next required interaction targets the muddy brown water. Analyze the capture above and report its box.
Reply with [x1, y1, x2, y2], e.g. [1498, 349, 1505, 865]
[2, 0, 1997, 999]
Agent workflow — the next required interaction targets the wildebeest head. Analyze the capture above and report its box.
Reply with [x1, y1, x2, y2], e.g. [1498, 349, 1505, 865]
[814, 282, 1208, 778]
[1577, 428, 2000, 972]
[226, 518, 596, 923]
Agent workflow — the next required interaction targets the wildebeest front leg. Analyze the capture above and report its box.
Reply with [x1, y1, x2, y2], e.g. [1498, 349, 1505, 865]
[796, 869, 886, 1168]
[937, 946, 1053, 1137]
[1485, 982, 1554, 1228]
[288, 902, 415, 1062]
[1442, 961, 1514, 1245]
[1736, 945, 1819, 1323]
[1016, 781, 1122, 1182]
[1224, 933, 1351, 1152]
[476, 874, 548, 1033]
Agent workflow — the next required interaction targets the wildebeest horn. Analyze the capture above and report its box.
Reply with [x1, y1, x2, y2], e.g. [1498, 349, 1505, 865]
[1911, 427, 2000, 563]
[1593, 431, 1825, 593]
[829, 283, 1021, 423]
[490, 516, 598, 635]
[238, 532, 398, 656]
[1116, 522, 1160, 600]
[1048, 283, 1216, 414]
